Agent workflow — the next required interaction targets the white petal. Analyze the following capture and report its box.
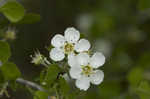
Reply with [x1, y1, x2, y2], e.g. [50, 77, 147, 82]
[75, 39, 91, 52]
[76, 53, 90, 66]
[68, 53, 79, 67]
[90, 70, 104, 85]
[75, 76, 90, 91]
[49, 48, 65, 61]
[64, 27, 80, 43]
[69, 67, 82, 79]
[51, 34, 65, 48]
[90, 52, 105, 68]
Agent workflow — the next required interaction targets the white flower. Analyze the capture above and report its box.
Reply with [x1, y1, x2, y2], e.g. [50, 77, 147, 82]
[50, 27, 91, 61]
[69, 52, 105, 91]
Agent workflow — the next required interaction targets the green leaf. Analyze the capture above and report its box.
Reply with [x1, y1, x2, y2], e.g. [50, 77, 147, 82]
[0, 41, 11, 63]
[17, 13, 41, 24]
[136, 81, 150, 99]
[44, 64, 61, 86]
[138, 0, 150, 11]
[127, 67, 143, 86]
[0, 1, 25, 23]
[1, 62, 21, 81]
[58, 76, 70, 98]
[34, 91, 49, 99]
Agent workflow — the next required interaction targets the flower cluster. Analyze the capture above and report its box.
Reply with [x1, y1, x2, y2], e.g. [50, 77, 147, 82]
[50, 27, 105, 91]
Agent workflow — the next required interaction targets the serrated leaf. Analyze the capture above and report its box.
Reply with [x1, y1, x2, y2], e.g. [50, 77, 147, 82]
[17, 13, 41, 24]
[0, 41, 11, 63]
[44, 64, 61, 85]
[58, 76, 70, 98]
[0, 1, 25, 23]
[34, 91, 49, 99]
[0, 62, 21, 81]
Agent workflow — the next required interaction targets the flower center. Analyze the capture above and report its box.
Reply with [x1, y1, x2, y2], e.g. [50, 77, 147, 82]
[82, 65, 93, 76]
[64, 43, 74, 54]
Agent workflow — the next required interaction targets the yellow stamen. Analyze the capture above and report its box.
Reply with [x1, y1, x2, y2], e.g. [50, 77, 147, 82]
[82, 65, 93, 76]
[64, 43, 74, 54]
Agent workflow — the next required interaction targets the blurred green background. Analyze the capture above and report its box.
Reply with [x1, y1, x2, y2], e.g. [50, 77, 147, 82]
[2, 0, 150, 99]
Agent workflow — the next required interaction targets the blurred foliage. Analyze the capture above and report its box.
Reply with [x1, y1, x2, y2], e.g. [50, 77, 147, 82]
[0, 1, 25, 23]
[34, 91, 49, 99]
[1, 62, 21, 81]
[0, 0, 150, 99]
[0, 41, 11, 63]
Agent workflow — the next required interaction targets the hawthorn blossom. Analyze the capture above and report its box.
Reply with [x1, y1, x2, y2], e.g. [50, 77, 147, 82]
[68, 52, 105, 91]
[50, 27, 90, 61]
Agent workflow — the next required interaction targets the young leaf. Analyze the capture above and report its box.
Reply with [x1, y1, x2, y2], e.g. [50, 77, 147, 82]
[58, 76, 70, 98]
[34, 91, 49, 99]
[0, 1, 25, 23]
[0, 41, 11, 63]
[44, 64, 61, 86]
[0, 62, 21, 81]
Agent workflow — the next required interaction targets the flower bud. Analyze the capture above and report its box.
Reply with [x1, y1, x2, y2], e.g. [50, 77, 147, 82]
[30, 51, 50, 66]
[5, 27, 16, 40]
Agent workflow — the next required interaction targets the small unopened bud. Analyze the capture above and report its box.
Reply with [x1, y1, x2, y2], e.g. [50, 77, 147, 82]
[30, 50, 50, 67]
[5, 27, 16, 40]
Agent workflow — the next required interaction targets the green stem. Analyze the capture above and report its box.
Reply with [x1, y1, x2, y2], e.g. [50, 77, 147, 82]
[55, 87, 59, 99]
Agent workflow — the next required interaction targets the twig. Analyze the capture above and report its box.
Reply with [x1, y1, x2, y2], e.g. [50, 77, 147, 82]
[16, 78, 52, 99]
[16, 78, 46, 92]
